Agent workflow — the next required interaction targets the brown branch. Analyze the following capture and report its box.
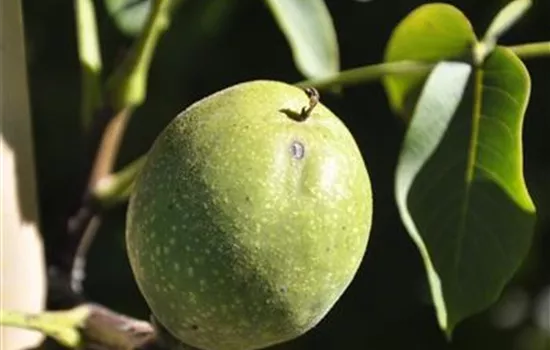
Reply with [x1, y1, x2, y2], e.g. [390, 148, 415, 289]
[72, 107, 133, 291]
[53, 106, 134, 299]
[88, 108, 133, 188]
[3, 304, 162, 350]
[82, 303, 157, 350]
[64, 107, 133, 294]
[47, 0, 177, 344]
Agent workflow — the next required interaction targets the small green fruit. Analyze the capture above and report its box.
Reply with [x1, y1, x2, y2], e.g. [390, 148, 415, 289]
[126, 80, 373, 350]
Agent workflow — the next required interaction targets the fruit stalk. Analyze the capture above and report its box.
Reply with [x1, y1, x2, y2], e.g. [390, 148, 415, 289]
[299, 87, 320, 120]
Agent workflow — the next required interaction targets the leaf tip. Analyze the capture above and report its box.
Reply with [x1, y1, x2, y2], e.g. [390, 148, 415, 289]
[483, 0, 533, 45]
[443, 326, 455, 343]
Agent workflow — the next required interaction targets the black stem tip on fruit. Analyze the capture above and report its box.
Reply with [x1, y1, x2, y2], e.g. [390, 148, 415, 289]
[280, 87, 320, 122]
[299, 87, 320, 120]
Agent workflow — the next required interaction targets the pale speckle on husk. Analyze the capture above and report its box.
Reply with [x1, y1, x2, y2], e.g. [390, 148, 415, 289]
[126, 80, 373, 350]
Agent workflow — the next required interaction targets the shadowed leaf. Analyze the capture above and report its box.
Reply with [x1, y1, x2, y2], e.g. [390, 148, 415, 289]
[395, 47, 536, 336]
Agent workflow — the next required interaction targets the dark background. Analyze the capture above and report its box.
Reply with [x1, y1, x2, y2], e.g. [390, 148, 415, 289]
[21, 0, 550, 349]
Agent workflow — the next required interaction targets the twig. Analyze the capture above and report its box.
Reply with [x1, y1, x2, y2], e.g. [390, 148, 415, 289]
[66, 0, 106, 292]
[68, 107, 134, 293]
[294, 60, 433, 90]
[63, 0, 175, 295]
[70, 216, 102, 294]
[0, 304, 158, 350]
[83, 304, 156, 349]
[64, 191, 102, 295]
[88, 108, 134, 188]
[508, 41, 550, 60]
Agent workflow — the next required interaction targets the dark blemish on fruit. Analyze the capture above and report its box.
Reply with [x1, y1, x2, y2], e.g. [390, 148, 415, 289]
[245, 196, 251, 202]
[191, 324, 199, 330]
[279, 286, 288, 294]
[342, 225, 347, 230]
[326, 247, 331, 253]
[290, 141, 305, 160]
[168, 202, 174, 210]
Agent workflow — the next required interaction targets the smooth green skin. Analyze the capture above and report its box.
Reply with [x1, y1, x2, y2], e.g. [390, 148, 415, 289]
[126, 80, 373, 350]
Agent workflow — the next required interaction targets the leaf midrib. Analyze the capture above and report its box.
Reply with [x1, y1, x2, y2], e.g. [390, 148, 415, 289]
[454, 67, 483, 288]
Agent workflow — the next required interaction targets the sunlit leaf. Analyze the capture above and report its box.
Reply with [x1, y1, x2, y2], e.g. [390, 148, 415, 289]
[265, 0, 340, 79]
[395, 47, 536, 336]
[382, 3, 476, 116]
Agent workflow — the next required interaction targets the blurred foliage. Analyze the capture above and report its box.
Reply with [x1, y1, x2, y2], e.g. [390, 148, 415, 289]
[265, 0, 340, 79]
[21, 0, 549, 349]
[103, 0, 152, 37]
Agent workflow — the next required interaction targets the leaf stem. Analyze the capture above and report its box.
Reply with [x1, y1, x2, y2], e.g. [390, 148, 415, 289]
[295, 60, 433, 90]
[75, 0, 103, 130]
[93, 155, 148, 207]
[508, 41, 550, 60]
[107, 0, 174, 110]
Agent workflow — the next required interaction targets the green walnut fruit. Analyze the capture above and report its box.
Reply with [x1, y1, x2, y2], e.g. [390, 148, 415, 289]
[126, 80, 373, 350]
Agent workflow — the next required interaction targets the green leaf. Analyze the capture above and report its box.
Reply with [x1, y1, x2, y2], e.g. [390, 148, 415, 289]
[265, 0, 340, 79]
[395, 61, 472, 334]
[382, 3, 477, 116]
[104, 0, 152, 36]
[483, 0, 532, 45]
[395, 47, 537, 336]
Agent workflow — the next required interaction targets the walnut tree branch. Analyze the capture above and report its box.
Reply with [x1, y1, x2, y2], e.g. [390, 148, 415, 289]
[0, 304, 158, 350]
[63, 0, 175, 296]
